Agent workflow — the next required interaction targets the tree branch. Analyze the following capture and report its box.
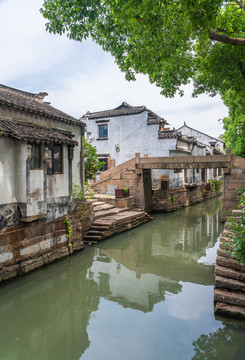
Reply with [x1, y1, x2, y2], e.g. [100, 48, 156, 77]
[233, 0, 245, 11]
[209, 31, 245, 47]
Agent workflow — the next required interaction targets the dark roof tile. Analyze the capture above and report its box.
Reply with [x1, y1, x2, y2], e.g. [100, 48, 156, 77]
[83, 101, 168, 124]
[0, 120, 78, 146]
[0, 84, 84, 127]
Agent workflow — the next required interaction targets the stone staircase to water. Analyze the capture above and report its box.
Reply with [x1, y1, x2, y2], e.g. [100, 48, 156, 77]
[83, 200, 152, 244]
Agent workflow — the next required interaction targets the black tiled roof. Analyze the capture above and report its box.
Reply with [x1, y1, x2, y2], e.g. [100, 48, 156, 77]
[83, 102, 168, 124]
[0, 120, 78, 145]
[177, 123, 225, 144]
[0, 84, 84, 127]
[158, 129, 182, 139]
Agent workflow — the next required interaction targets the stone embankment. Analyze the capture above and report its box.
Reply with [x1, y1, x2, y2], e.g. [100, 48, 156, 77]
[0, 198, 152, 284]
[83, 199, 152, 243]
[153, 183, 221, 212]
[214, 210, 245, 319]
[0, 202, 94, 283]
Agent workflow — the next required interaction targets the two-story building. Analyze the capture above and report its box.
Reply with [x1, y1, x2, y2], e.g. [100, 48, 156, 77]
[82, 102, 213, 188]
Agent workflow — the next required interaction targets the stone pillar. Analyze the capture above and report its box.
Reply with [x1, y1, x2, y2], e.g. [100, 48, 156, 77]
[43, 146, 49, 212]
[68, 146, 74, 197]
[25, 144, 32, 216]
[80, 127, 85, 188]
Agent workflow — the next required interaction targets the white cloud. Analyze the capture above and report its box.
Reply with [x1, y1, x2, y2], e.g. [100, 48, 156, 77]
[0, 0, 228, 137]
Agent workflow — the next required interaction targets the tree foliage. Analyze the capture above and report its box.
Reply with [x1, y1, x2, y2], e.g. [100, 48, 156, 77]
[41, 0, 245, 97]
[84, 137, 102, 181]
[41, 1, 245, 155]
[221, 89, 245, 156]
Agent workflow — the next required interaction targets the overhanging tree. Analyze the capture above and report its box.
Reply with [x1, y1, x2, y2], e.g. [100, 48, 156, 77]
[41, 0, 245, 154]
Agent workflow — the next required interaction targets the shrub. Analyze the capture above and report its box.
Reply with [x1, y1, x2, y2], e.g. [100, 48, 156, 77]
[226, 188, 245, 264]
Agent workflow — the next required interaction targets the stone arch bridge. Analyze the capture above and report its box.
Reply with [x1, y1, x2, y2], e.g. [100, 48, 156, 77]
[93, 150, 245, 221]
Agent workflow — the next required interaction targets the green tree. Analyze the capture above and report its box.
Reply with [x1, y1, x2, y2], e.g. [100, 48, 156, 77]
[221, 89, 245, 156]
[41, 0, 245, 97]
[41, 1, 245, 155]
[84, 137, 102, 181]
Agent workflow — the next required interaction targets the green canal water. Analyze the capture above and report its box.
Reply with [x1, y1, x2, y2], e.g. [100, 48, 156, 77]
[0, 197, 245, 360]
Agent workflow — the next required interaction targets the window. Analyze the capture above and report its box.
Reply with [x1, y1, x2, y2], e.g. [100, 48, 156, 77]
[98, 157, 108, 171]
[98, 124, 108, 139]
[161, 180, 169, 191]
[30, 144, 41, 169]
[47, 144, 63, 174]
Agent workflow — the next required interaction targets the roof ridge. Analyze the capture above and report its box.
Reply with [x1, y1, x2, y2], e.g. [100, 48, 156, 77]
[0, 84, 37, 98]
[177, 123, 224, 143]
[0, 84, 84, 127]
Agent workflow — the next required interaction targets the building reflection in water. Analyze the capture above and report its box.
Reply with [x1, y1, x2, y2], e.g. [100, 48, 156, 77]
[0, 198, 226, 360]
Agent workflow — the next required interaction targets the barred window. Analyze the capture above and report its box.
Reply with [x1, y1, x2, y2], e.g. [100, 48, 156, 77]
[98, 124, 108, 139]
[47, 144, 63, 174]
[30, 144, 41, 170]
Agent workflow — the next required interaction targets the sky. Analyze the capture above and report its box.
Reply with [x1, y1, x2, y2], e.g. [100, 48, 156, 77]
[0, 0, 228, 138]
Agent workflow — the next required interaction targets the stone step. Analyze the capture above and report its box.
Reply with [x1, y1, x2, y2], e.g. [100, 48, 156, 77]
[216, 254, 245, 272]
[215, 264, 245, 282]
[94, 207, 130, 219]
[99, 210, 147, 224]
[90, 224, 112, 231]
[86, 230, 106, 236]
[83, 235, 102, 243]
[214, 289, 245, 307]
[215, 301, 245, 320]
[92, 201, 106, 207]
[93, 204, 115, 212]
[215, 275, 245, 292]
[92, 220, 114, 227]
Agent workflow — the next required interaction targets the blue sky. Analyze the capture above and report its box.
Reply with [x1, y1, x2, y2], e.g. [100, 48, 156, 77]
[0, 0, 228, 137]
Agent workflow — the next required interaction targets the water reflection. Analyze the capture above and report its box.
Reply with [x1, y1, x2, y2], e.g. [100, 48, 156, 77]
[0, 198, 244, 360]
[192, 324, 245, 359]
[88, 199, 223, 313]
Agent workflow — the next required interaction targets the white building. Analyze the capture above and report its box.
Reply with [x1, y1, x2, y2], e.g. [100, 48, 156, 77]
[178, 122, 225, 181]
[178, 122, 225, 154]
[82, 102, 222, 188]
[0, 84, 85, 230]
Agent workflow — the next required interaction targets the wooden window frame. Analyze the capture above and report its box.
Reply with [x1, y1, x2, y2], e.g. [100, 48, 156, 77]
[98, 124, 108, 139]
[98, 157, 109, 171]
[30, 143, 41, 170]
[47, 144, 63, 175]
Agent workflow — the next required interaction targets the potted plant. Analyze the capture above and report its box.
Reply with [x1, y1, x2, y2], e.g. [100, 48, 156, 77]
[115, 187, 130, 198]
[115, 187, 124, 198]
[123, 187, 129, 197]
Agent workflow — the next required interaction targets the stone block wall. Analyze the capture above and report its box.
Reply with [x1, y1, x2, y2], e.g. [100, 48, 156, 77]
[222, 172, 245, 221]
[94, 158, 145, 209]
[93, 196, 135, 209]
[153, 184, 221, 212]
[0, 201, 93, 283]
[214, 211, 245, 320]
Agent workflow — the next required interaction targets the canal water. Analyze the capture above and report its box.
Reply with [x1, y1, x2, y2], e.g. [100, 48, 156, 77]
[0, 197, 245, 360]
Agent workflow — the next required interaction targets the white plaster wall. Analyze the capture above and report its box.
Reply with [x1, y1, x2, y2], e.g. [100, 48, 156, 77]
[85, 112, 174, 165]
[0, 107, 84, 227]
[15, 141, 27, 203]
[179, 125, 225, 152]
[0, 138, 26, 204]
[47, 146, 69, 199]
[0, 137, 16, 204]
[68, 124, 82, 186]
[27, 170, 44, 216]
